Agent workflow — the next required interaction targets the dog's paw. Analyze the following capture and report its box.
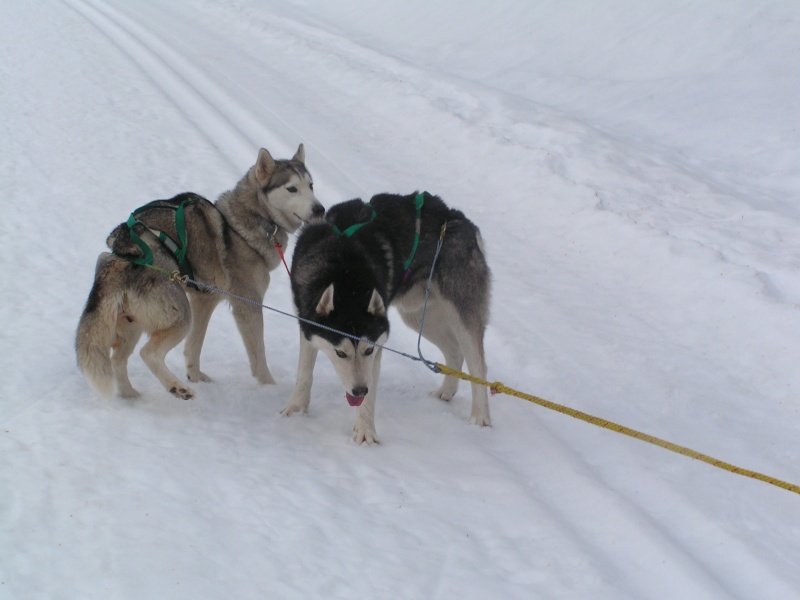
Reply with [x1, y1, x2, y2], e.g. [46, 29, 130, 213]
[280, 403, 307, 417]
[187, 370, 213, 383]
[117, 386, 141, 399]
[255, 364, 275, 385]
[469, 412, 492, 427]
[353, 425, 380, 445]
[168, 384, 194, 400]
[256, 373, 275, 385]
[430, 386, 456, 401]
[469, 397, 491, 426]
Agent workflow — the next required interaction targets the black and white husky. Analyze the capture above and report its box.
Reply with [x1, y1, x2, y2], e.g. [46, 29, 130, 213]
[281, 192, 491, 444]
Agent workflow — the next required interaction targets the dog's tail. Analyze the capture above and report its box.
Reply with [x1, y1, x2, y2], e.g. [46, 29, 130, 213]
[75, 254, 125, 398]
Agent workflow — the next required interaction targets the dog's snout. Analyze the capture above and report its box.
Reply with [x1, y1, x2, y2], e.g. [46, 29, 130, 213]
[351, 385, 368, 398]
[311, 203, 325, 218]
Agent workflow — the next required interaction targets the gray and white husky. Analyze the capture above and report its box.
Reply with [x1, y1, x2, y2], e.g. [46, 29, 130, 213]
[76, 144, 323, 399]
[281, 192, 491, 444]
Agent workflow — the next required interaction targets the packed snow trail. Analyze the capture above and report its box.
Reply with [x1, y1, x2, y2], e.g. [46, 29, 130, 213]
[2, 1, 800, 599]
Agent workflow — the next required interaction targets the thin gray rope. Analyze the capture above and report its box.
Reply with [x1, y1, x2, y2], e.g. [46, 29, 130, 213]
[181, 251, 442, 373]
[415, 225, 447, 372]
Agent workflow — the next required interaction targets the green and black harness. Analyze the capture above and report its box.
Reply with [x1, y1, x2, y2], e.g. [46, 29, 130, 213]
[118, 194, 201, 290]
[330, 191, 426, 281]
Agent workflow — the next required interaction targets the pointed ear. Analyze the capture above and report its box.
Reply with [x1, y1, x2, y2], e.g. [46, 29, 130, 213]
[367, 289, 386, 316]
[316, 284, 335, 316]
[255, 148, 276, 184]
[292, 143, 305, 163]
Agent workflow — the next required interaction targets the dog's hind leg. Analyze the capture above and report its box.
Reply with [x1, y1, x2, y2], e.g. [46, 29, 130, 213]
[397, 285, 464, 401]
[449, 312, 491, 427]
[140, 324, 194, 400]
[136, 288, 194, 399]
[404, 287, 491, 426]
[398, 299, 463, 401]
[281, 332, 318, 416]
[184, 293, 221, 382]
[111, 314, 143, 398]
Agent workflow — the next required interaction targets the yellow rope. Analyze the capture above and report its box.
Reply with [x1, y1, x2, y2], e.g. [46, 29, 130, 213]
[140, 261, 799, 496]
[436, 363, 800, 496]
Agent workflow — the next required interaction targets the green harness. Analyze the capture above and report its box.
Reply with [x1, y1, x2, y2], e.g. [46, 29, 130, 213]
[331, 192, 426, 278]
[120, 195, 200, 289]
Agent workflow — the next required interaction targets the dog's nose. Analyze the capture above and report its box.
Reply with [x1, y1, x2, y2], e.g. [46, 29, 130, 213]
[351, 385, 368, 398]
[311, 203, 325, 218]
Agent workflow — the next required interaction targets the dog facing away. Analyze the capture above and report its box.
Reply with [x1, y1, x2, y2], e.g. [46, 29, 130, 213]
[76, 144, 323, 399]
[281, 192, 491, 444]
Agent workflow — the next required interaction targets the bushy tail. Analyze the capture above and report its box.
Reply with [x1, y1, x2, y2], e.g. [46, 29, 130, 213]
[75, 256, 124, 397]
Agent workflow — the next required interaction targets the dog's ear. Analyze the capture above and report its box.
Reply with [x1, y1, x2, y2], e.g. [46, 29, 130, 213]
[316, 284, 335, 316]
[292, 143, 305, 163]
[255, 148, 276, 184]
[367, 289, 386, 317]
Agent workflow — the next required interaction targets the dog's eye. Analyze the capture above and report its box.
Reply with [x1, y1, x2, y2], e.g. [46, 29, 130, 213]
[287, 186, 298, 193]
[335, 350, 348, 359]
[309, 182, 314, 190]
[364, 346, 374, 356]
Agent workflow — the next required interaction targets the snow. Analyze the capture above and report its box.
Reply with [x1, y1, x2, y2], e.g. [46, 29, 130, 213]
[2, 0, 800, 598]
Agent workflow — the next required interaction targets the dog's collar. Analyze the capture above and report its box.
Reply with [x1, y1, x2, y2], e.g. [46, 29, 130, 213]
[259, 216, 281, 239]
[258, 216, 292, 276]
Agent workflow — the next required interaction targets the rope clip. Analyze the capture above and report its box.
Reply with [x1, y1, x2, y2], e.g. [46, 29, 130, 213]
[170, 270, 190, 285]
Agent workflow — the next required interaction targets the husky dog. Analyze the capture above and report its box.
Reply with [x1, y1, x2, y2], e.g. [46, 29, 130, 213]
[281, 192, 491, 444]
[76, 144, 323, 399]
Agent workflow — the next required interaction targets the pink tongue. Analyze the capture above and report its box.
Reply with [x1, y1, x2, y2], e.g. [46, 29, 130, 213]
[345, 393, 365, 407]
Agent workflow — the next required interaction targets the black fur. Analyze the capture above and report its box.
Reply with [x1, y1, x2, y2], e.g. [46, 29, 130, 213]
[291, 191, 490, 342]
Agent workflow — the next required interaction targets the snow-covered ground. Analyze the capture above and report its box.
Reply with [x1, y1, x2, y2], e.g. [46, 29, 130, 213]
[2, 1, 800, 598]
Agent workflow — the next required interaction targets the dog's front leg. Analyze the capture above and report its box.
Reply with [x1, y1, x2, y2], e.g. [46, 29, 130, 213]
[231, 301, 275, 384]
[281, 332, 317, 416]
[353, 347, 382, 445]
[185, 293, 220, 382]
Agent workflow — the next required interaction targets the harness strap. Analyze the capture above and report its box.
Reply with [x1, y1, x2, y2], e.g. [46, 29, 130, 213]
[122, 196, 200, 289]
[403, 192, 425, 274]
[330, 192, 427, 280]
[330, 202, 377, 237]
[126, 212, 154, 267]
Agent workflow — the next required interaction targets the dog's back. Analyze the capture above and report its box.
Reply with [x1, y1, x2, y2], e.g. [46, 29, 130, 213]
[323, 193, 490, 329]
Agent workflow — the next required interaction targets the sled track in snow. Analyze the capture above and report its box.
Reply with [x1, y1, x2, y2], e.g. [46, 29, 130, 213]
[477, 419, 797, 598]
[63, 0, 356, 179]
[64, 0, 369, 199]
[64, 0, 267, 169]
[53, 3, 800, 596]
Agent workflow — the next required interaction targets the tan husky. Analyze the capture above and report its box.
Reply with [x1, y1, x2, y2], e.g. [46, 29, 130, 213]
[76, 145, 323, 399]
